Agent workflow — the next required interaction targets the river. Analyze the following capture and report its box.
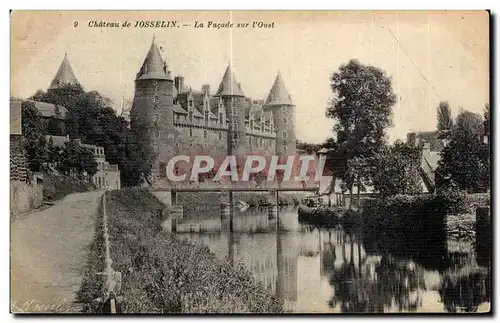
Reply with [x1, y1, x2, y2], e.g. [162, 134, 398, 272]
[173, 206, 491, 313]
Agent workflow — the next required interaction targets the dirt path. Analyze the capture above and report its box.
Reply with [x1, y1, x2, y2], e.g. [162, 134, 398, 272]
[10, 190, 103, 313]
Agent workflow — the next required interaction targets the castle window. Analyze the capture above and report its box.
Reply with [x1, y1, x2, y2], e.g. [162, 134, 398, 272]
[189, 128, 193, 137]
[219, 132, 223, 140]
[153, 95, 160, 103]
[204, 130, 207, 139]
[282, 131, 287, 138]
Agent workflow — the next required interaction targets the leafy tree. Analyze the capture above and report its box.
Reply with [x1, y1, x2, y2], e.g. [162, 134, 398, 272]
[296, 140, 320, 154]
[30, 84, 85, 110]
[372, 140, 422, 196]
[437, 101, 453, 131]
[21, 101, 47, 172]
[30, 86, 147, 187]
[57, 140, 97, 178]
[326, 59, 396, 203]
[437, 110, 489, 193]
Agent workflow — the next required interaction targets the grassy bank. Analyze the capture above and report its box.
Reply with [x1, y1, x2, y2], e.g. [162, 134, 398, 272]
[77, 188, 283, 314]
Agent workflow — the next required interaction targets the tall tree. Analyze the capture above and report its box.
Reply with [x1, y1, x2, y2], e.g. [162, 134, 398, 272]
[437, 110, 489, 193]
[437, 101, 453, 131]
[326, 59, 396, 203]
[21, 101, 47, 172]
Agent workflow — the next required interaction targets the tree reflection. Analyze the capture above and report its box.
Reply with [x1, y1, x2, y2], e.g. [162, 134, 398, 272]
[327, 234, 425, 313]
[439, 265, 490, 313]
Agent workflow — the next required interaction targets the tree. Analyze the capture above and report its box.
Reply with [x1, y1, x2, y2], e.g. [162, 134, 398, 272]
[30, 86, 147, 187]
[372, 140, 422, 196]
[326, 59, 396, 204]
[57, 140, 97, 178]
[21, 101, 47, 172]
[437, 110, 489, 193]
[437, 101, 453, 131]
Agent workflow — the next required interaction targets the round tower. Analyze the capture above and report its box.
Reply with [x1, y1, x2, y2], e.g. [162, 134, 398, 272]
[264, 72, 296, 156]
[214, 63, 246, 157]
[130, 38, 175, 183]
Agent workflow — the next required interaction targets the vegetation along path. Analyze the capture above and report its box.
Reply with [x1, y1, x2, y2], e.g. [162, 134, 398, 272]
[11, 190, 103, 313]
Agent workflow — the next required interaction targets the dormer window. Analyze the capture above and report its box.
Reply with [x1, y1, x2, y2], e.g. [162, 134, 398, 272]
[219, 112, 224, 124]
[205, 110, 209, 123]
[188, 111, 193, 122]
[189, 98, 194, 107]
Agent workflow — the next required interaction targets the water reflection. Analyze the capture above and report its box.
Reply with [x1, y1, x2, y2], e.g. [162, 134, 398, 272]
[174, 207, 490, 313]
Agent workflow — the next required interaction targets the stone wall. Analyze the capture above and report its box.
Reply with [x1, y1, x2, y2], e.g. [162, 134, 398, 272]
[10, 175, 44, 216]
[10, 135, 27, 182]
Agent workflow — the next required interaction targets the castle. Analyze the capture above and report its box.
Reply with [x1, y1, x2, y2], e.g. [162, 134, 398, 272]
[130, 38, 297, 180]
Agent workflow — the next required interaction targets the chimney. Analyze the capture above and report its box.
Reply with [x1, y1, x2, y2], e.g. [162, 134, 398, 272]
[202, 84, 210, 95]
[174, 76, 184, 93]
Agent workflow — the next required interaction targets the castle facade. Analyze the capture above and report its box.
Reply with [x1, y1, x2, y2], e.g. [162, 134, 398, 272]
[130, 39, 297, 180]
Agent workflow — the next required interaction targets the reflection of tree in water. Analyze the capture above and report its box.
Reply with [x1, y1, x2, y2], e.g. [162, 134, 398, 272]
[439, 264, 490, 313]
[327, 233, 425, 313]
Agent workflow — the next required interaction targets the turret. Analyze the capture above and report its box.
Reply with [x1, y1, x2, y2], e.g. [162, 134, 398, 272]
[48, 53, 80, 91]
[130, 37, 175, 182]
[214, 63, 246, 156]
[264, 71, 296, 155]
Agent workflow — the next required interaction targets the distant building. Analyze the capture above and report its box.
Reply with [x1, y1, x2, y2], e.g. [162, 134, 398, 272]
[407, 130, 449, 192]
[47, 135, 121, 190]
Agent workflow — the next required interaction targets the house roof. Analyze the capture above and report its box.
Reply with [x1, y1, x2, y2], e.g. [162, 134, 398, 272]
[10, 99, 22, 135]
[136, 39, 171, 81]
[264, 72, 293, 106]
[49, 53, 80, 90]
[30, 100, 68, 119]
[214, 64, 245, 97]
[408, 130, 446, 152]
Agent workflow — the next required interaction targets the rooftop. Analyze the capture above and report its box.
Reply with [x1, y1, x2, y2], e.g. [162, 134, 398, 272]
[48, 53, 80, 90]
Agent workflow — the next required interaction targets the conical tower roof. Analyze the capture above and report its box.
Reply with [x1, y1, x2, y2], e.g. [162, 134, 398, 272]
[264, 72, 293, 106]
[136, 38, 171, 81]
[48, 53, 80, 90]
[214, 63, 245, 97]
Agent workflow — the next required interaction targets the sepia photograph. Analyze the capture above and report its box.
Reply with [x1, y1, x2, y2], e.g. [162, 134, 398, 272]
[9, 10, 491, 314]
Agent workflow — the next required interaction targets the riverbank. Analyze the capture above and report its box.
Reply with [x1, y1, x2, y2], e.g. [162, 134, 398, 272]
[77, 188, 283, 313]
[297, 205, 362, 234]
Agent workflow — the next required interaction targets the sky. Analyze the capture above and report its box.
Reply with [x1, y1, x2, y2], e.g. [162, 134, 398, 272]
[11, 10, 489, 144]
